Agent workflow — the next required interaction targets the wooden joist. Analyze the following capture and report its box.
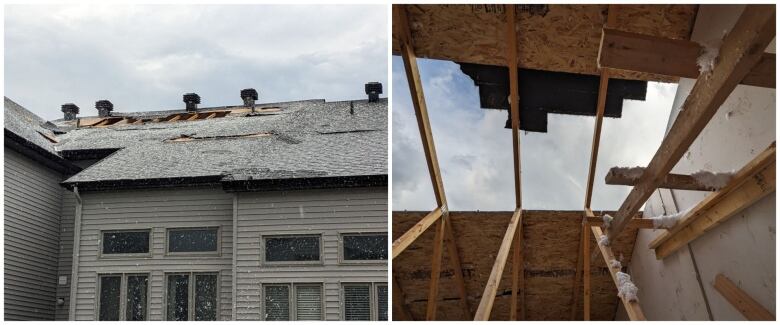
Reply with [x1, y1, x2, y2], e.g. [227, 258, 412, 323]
[393, 276, 415, 320]
[444, 217, 471, 319]
[605, 167, 727, 191]
[392, 207, 442, 259]
[426, 218, 446, 320]
[606, 5, 776, 240]
[598, 28, 776, 88]
[591, 226, 646, 320]
[474, 208, 523, 320]
[713, 274, 775, 321]
[649, 142, 776, 259]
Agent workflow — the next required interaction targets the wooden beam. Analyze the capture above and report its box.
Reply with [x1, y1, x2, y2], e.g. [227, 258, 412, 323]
[605, 167, 725, 191]
[713, 274, 775, 320]
[426, 217, 446, 320]
[585, 216, 654, 228]
[607, 5, 776, 240]
[598, 28, 775, 88]
[650, 142, 776, 259]
[474, 208, 523, 320]
[583, 222, 591, 321]
[591, 226, 646, 320]
[393, 277, 415, 321]
[510, 210, 524, 320]
[444, 216, 471, 319]
[392, 207, 443, 259]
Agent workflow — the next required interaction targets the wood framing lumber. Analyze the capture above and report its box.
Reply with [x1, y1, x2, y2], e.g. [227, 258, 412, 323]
[392, 207, 443, 259]
[650, 142, 776, 259]
[585, 216, 654, 228]
[607, 5, 776, 240]
[598, 28, 775, 88]
[393, 276, 415, 321]
[713, 274, 775, 320]
[398, 5, 448, 208]
[591, 226, 646, 320]
[570, 221, 584, 320]
[606, 167, 724, 191]
[444, 216, 471, 319]
[426, 218, 446, 320]
[583, 222, 591, 321]
[510, 208, 524, 320]
[474, 208, 523, 320]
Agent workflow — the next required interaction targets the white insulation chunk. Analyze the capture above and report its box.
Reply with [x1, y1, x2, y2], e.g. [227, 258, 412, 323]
[598, 235, 610, 246]
[691, 170, 733, 190]
[612, 166, 645, 179]
[610, 259, 622, 269]
[602, 214, 613, 229]
[650, 208, 690, 229]
[616, 272, 639, 302]
[697, 39, 722, 74]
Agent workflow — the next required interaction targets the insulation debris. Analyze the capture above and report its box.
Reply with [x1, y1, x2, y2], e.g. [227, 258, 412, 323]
[610, 259, 622, 269]
[616, 271, 639, 302]
[612, 166, 645, 179]
[599, 235, 610, 246]
[650, 208, 690, 229]
[691, 170, 733, 190]
[697, 38, 722, 75]
[603, 214, 614, 229]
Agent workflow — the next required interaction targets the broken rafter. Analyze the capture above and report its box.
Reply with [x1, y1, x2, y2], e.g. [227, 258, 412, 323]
[649, 142, 776, 259]
[598, 28, 775, 89]
[713, 274, 775, 320]
[591, 226, 646, 320]
[606, 5, 775, 240]
[605, 167, 727, 191]
[474, 208, 523, 320]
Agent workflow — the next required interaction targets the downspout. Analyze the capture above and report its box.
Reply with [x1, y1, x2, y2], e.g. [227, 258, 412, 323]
[68, 186, 82, 320]
[231, 193, 238, 320]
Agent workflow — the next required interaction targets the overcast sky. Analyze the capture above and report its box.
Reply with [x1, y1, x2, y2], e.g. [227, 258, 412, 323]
[5, 5, 387, 120]
[392, 57, 678, 211]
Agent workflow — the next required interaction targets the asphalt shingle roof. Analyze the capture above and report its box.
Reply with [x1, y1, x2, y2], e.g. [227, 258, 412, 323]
[4, 97, 61, 155]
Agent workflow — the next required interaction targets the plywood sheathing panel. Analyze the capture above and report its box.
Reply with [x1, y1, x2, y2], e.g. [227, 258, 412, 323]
[391, 4, 697, 82]
[393, 210, 642, 320]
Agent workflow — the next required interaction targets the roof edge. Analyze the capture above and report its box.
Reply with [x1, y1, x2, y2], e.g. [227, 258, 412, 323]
[5, 129, 82, 175]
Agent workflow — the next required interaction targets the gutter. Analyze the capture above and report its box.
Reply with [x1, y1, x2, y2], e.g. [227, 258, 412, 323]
[231, 193, 238, 320]
[68, 186, 83, 320]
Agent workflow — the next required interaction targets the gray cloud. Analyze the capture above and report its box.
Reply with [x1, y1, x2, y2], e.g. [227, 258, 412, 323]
[5, 5, 387, 120]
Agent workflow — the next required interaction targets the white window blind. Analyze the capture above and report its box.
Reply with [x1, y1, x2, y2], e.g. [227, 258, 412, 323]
[377, 285, 388, 321]
[344, 285, 371, 321]
[295, 285, 322, 320]
[264, 285, 290, 321]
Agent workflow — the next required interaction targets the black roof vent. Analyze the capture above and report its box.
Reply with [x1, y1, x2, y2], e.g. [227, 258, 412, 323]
[365, 82, 382, 102]
[61, 103, 79, 121]
[95, 100, 114, 117]
[183, 93, 201, 111]
[241, 88, 258, 111]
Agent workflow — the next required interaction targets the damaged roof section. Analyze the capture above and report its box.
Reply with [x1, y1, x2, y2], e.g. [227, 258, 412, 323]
[458, 63, 647, 133]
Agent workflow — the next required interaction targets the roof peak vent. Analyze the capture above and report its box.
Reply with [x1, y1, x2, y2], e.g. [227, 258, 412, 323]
[95, 100, 114, 117]
[241, 88, 258, 112]
[365, 82, 382, 102]
[61, 103, 79, 121]
[183, 93, 200, 111]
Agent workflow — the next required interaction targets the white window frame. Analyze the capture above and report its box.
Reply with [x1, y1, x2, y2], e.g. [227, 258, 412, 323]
[165, 226, 221, 256]
[340, 282, 388, 321]
[95, 273, 150, 321]
[260, 233, 324, 266]
[163, 272, 220, 321]
[338, 232, 389, 264]
[261, 283, 324, 321]
[99, 229, 152, 258]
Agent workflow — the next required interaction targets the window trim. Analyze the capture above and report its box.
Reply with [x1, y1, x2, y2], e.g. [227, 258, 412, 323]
[261, 283, 324, 321]
[163, 271, 221, 321]
[95, 273, 150, 321]
[260, 233, 324, 266]
[98, 229, 153, 259]
[340, 282, 387, 321]
[164, 226, 222, 257]
[338, 232, 389, 264]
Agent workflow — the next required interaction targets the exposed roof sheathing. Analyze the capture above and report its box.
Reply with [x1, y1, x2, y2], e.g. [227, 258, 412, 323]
[393, 210, 643, 320]
[392, 4, 698, 82]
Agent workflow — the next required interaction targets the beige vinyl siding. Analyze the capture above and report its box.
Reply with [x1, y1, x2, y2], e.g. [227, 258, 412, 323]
[4, 148, 63, 320]
[56, 190, 76, 320]
[234, 187, 387, 320]
[72, 187, 233, 320]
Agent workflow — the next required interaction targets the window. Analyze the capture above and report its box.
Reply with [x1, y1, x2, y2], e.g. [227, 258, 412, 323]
[167, 228, 219, 253]
[342, 283, 387, 321]
[263, 284, 323, 320]
[264, 235, 321, 263]
[98, 274, 149, 321]
[102, 230, 150, 255]
[341, 233, 388, 261]
[166, 273, 218, 321]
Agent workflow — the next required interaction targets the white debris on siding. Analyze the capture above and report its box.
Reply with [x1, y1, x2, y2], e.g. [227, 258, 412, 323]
[691, 170, 733, 190]
[602, 214, 614, 229]
[649, 208, 690, 229]
[616, 271, 639, 302]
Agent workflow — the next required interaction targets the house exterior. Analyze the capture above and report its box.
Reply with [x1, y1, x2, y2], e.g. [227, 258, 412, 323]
[4, 86, 388, 321]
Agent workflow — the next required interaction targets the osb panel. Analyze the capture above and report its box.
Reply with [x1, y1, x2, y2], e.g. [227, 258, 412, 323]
[392, 4, 698, 82]
[392, 210, 642, 320]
